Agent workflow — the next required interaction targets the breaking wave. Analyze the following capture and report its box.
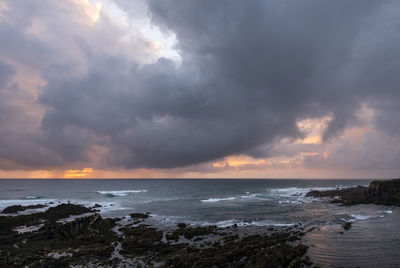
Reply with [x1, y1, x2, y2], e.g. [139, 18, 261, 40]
[96, 190, 148, 197]
[201, 197, 235, 203]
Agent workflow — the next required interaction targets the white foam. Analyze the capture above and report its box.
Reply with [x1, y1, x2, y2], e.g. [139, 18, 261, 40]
[178, 218, 295, 228]
[384, 210, 393, 214]
[14, 224, 44, 234]
[350, 214, 374, 221]
[239, 193, 270, 202]
[0, 199, 57, 209]
[214, 220, 237, 227]
[96, 190, 148, 197]
[48, 252, 73, 259]
[201, 197, 235, 203]
[214, 219, 294, 228]
[149, 213, 295, 228]
[251, 220, 294, 227]
[97, 203, 131, 212]
[270, 186, 344, 198]
[149, 214, 185, 227]
[278, 198, 311, 204]
[240, 193, 260, 199]
[25, 196, 41, 199]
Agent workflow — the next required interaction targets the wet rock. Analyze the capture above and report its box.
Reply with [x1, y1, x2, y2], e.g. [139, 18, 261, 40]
[0, 203, 95, 239]
[343, 222, 352, 230]
[166, 231, 180, 241]
[0, 211, 117, 267]
[288, 235, 300, 241]
[1, 204, 46, 214]
[161, 233, 310, 268]
[177, 222, 187, 229]
[130, 212, 150, 219]
[121, 224, 163, 255]
[167, 225, 217, 240]
[42, 203, 94, 221]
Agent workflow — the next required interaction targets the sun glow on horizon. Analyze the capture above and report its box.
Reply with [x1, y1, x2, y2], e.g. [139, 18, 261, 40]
[63, 168, 94, 178]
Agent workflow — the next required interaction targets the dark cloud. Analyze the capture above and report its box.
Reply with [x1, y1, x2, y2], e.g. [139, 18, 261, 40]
[1, 0, 400, 171]
[40, 0, 400, 169]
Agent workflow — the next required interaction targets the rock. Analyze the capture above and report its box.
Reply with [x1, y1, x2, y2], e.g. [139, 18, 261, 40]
[1, 204, 46, 214]
[130, 213, 150, 219]
[121, 224, 163, 255]
[0, 203, 95, 238]
[42, 204, 94, 221]
[343, 222, 352, 230]
[166, 225, 217, 240]
[0, 211, 117, 267]
[161, 233, 310, 268]
[177, 222, 187, 229]
[306, 178, 400, 206]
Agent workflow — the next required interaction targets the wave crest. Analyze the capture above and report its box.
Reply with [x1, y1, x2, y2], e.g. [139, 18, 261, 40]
[96, 190, 148, 197]
[201, 197, 235, 203]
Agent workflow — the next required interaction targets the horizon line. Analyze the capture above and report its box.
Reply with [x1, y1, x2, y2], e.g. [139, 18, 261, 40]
[0, 177, 390, 180]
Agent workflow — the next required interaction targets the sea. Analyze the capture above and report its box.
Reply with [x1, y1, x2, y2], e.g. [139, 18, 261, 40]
[0, 178, 399, 267]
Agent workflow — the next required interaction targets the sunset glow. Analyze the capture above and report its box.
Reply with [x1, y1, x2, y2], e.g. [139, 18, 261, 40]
[63, 168, 94, 178]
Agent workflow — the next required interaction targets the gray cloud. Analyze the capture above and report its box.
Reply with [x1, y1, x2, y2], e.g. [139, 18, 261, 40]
[1, 0, 400, 172]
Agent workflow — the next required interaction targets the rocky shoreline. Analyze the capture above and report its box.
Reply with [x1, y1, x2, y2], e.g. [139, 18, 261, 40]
[306, 178, 400, 206]
[0, 203, 314, 267]
[3, 179, 398, 267]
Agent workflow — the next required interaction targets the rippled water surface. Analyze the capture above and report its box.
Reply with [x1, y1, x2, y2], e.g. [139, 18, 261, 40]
[1, 179, 399, 266]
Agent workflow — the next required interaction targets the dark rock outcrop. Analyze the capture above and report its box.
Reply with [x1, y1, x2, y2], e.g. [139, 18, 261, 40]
[177, 222, 187, 229]
[306, 178, 400, 206]
[0, 205, 116, 267]
[0, 203, 95, 236]
[343, 222, 352, 230]
[130, 212, 150, 219]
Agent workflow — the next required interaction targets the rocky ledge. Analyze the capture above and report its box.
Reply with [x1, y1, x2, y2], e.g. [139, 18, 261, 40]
[306, 178, 400, 206]
[0, 203, 314, 267]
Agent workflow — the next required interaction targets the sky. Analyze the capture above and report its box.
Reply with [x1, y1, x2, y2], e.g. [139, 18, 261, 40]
[1, 0, 400, 179]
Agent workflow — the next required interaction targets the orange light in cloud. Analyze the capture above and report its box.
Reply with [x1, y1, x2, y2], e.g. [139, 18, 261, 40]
[63, 168, 94, 178]
[296, 115, 332, 144]
[213, 155, 266, 168]
[300, 135, 322, 144]
[75, 0, 102, 24]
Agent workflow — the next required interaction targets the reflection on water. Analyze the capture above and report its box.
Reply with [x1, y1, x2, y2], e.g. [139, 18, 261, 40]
[304, 208, 400, 267]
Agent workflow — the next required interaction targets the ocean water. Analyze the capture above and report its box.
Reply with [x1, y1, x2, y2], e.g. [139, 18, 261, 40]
[1, 178, 399, 266]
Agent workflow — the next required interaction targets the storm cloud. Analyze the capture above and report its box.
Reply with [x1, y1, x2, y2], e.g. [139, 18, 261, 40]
[1, 0, 400, 173]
